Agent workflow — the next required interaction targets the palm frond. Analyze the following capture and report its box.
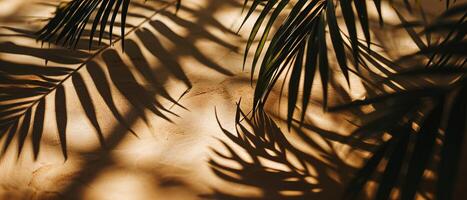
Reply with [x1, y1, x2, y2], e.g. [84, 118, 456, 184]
[36, 0, 182, 49]
[37, 0, 130, 49]
[334, 3, 467, 199]
[241, 0, 384, 127]
[341, 80, 466, 199]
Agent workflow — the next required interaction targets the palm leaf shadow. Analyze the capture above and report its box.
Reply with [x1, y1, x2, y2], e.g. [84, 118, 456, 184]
[0, 0, 239, 161]
[0, 6, 243, 200]
[204, 105, 362, 200]
[25, 0, 245, 198]
[0, 41, 175, 160]
[209, 1, 465, 199]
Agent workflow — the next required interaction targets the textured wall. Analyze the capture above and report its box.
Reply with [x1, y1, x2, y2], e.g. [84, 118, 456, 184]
[0, 0, 465, 199]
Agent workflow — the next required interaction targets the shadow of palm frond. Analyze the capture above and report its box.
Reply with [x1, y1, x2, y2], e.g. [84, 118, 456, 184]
[204, 105, 361, 200]
[0, 0, 240, 162]
[0, 44, 175, 160]
[203, 2, 466, 199]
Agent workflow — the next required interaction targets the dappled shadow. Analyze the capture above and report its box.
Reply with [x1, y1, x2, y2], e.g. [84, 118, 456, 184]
[1, 0, 243, 199]
[204, 106, 364, 200]
[0, 31, 177, 160]
[204, 1, 466, 200]
[1, 0, 463, 199]
[0, 0, 239, 159]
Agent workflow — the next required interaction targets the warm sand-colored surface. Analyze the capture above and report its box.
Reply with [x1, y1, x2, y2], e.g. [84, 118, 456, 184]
[0, 0, 465, 199]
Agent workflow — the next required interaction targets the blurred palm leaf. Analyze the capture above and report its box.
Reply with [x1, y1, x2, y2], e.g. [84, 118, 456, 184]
[333, 3, 467, 199]
[1, 0, 463, 198]
[340, 81, 466, 199]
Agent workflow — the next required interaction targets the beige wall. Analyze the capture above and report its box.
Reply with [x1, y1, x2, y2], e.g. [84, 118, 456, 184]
[0, 0, 464, 199]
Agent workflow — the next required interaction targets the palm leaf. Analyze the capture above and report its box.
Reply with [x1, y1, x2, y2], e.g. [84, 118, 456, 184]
[36, 0, 182, 49]
[241, 0, 384, 126]
[336, 3, 467, 199]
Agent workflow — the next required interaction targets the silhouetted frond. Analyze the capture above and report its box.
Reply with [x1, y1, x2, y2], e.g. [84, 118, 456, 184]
[335, 4, 467, 199]
[241, 0, 384, 127]
[37, 0, 131, 49]
[36, 0, 182, 49]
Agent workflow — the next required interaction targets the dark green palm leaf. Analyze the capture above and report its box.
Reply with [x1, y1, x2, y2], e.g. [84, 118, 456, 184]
[36, 0, 182, 49]
[37, 0, 132, 49]
[336, 3, 467, 199]
[242, 0, 383, 126]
